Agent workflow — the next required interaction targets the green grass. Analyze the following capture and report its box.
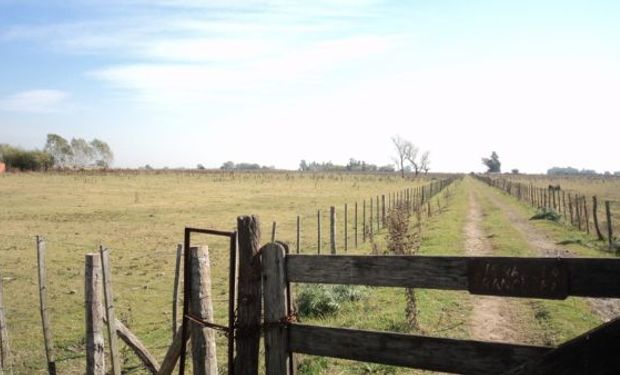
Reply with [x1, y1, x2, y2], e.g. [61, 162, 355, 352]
[0, 171, 433, 374]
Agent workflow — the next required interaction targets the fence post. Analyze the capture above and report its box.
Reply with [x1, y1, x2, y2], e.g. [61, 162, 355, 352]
[0, 269, 12, 375]
[36, 236, 56, 375]
[605, 201, 614, 251]
[235, 216, 262, 375]
[344, 204, 348, 252]
[568, 194, 574, 225]
[329, 206, 336, 254]
[562, 191, 567, 220]
[262, 243, 289, 375]
[317, 210, 321, 254]
[576, 195, 582, 230]
[189, 246, 218, 375]
[376, 196, 380, 231]
[172, 244, 182, 339]
[100, 247, 120, 375]
[296, 216, 300, 254]
[381, 195, 386, 228]
[363, 200, 367, 242]
[582, 197, 590, 235]
[593, 197, 604, 241]
[85, 254, 105, 375]
[354, 202, 358, 249]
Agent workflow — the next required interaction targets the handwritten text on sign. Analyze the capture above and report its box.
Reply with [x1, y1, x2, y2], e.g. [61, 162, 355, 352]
[467, 258, 569, 299]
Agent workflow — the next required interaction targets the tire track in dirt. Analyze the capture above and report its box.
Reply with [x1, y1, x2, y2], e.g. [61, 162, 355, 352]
[483, 185, 620, 322]
[465, 191, 526, 342]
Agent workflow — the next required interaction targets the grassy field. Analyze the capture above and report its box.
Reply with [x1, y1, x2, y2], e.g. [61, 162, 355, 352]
[0, 172, 618, 374]
[0, 171, 434, 374]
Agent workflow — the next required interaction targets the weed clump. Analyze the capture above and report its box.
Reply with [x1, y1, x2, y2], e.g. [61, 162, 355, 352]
[297, 284, 368, 317]
[530, 208, 561, 221]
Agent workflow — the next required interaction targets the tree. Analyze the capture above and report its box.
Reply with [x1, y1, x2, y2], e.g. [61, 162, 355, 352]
[419, 151, 430, 174]
[70, 138, 95, 167]
[482, 151, 501, 173]
[90, 139, 113, 168]
[392, 135, 413, 178]
[197, 163, 205, 170]
[44, 134, 73, 168]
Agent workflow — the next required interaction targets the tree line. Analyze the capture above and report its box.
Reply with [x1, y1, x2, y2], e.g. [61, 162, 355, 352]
[0, 134, 113, 171]
[299, 159, 395, 172]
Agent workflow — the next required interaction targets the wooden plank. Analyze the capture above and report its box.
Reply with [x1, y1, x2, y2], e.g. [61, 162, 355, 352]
[172, 244, 182, 339]
[85, 254, 105, 375]
[157, 325, 189, 375]
[262, 243, 289, 375]
[189, 246, 217, 375]
[289, 324, 550, 374]
[329, 206, 336, 254]
[287, 255, 620, 298]
[104, 317, 159, 374]
[234, 216, 262, 375]
[100, 247, 121, 375]
[36, 236, 56, 375]
[503, 317, 620, 374]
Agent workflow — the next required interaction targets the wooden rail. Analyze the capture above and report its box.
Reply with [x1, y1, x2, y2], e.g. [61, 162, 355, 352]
[287, 255, 620, 299]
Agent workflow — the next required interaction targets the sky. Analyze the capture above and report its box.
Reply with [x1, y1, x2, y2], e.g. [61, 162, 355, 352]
[1, 0, 619, 173]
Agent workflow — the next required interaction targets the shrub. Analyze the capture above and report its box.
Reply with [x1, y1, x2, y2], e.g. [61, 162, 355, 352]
[297, 284, 368, 317]
[530, 208, 561, 222]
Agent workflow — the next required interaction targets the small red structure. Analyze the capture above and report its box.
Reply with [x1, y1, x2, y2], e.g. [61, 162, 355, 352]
[0, 162, 5, 174]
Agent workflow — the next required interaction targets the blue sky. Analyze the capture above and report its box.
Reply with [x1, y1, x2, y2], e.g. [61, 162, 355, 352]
[1, 0, 619, 172]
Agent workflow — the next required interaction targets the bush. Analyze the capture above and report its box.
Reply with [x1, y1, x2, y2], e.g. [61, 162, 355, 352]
[0, 145, 53, 171]
[530, 208, 561, 222]
[297, 284, 368, 317]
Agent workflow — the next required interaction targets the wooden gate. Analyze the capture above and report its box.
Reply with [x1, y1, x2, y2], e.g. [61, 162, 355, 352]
[261, 243, 620, 374]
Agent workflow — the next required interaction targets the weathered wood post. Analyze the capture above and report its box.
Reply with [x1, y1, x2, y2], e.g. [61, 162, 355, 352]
[369, 198, 374, 237]
[262, 243, 289, 375]
[189, 246, 218, 375]
[376, 196, 380, 231]
[85, 254, 105, 375]
[329, 206, 336, 254]
[593, 196, 604, 241]
[296, 216, 300, 254]
[362, 200, 366, 242]
[576, 195, 583, 231]
[582, 197, 590, 234]
[317, 210, 321, 254]
[562, 191, 567, 220]
[354, 202, 358, 249]
[235, 216, 262, 375]
[100, 246, 120, 375]
[36, 236, 56, 375]
[344, 204, 348, 252]
[381, 195, 386, 228]
[0, 269, 12, 375]
[605, 201, 614, 251]
[568, 194, 574, 225]
[172, 244, 182, 339]
[271, 221, 277, 242]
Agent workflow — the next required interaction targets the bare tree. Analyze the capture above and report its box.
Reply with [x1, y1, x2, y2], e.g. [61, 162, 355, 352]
[404, 144, 420, 176]
[391, 135, 412, 178]
[420, 151, 430, 174]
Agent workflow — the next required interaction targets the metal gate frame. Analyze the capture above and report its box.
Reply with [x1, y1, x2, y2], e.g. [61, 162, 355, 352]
[178, 227, 237, 375]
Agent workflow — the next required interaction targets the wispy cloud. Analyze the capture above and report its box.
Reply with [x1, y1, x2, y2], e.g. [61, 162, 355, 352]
[0, 89, 71, 113]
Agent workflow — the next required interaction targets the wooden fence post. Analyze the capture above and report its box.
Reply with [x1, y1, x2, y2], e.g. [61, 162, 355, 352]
[189, 246, 218, 375]
[262, 243, 289, 375]
[354, 202, 358, 249]
[562, 192, 567, 220]
[344, 204, 348, 252]
[0, 269, 12, 375]
[317, 210, 321, 254]
[369, 198, 373, 237]
[568, 194, 574, 225]
[582, 197, 590, 235]
[172, 244, 182, 339]
[235, 216, 262, 375]
[362, 201, 366, 242]
[85, 254, 105, 375]
[381, 195, 386, 228]
[329, 206, 336, 254]
[576, 195, 582, 231]
[36, 236, 56, 375]
[296, 216, 300, 254]
[100, 247, 121, 375]
[605, 201, 613, 251]
[593, 197, 604, 241]
[376, 196, 380, 231]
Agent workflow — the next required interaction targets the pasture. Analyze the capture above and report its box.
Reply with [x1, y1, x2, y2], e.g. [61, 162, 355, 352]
[0, 171, 618, 374]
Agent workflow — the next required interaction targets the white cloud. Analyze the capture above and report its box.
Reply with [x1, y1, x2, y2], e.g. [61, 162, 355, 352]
[0, 90, 71, 113]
